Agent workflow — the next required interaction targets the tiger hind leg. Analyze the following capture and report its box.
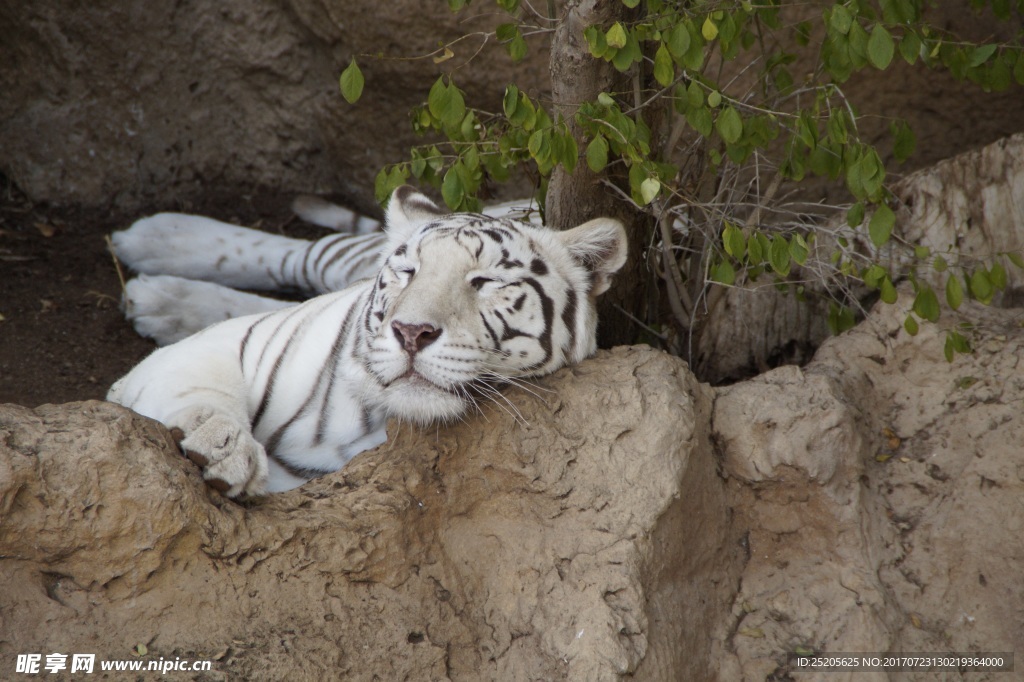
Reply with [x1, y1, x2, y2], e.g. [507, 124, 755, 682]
[124, 274, 294, 345]
[111, 213, 314, 292]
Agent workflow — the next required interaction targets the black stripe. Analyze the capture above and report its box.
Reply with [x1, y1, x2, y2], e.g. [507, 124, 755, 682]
[249, 303, 317, 431]
[494, 310, 528, 341]
[315, 302, 361, 444]
[266, 449, 335, 480]
[480, 312, 501, 349]
[317, 235, 384, 280]
[518, 277, 554, 369]
[309, 234, 351, 273]
[560, 288, 578, 356]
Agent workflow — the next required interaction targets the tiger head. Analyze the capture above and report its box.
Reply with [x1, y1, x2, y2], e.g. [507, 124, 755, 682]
[362, 186, 627, 423]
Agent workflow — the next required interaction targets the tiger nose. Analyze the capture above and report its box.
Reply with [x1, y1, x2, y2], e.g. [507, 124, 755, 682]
[392, 321, 442, 355]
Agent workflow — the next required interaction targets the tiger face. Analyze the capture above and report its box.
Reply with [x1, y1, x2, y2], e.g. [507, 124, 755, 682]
[361, 190, 627, 424]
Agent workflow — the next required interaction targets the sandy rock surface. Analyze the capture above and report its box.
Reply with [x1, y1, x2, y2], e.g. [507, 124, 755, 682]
[3, 293, 1022, 679]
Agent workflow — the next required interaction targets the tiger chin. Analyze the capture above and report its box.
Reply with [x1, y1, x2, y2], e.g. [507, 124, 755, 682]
[108, 186, 627, 498]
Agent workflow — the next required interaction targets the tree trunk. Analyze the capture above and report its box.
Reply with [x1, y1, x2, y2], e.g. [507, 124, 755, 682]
[547, 0, 653, 348]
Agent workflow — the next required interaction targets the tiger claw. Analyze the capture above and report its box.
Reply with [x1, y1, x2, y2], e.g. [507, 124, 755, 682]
[185, 448, 209, 467]
[206, 477, 232, 494]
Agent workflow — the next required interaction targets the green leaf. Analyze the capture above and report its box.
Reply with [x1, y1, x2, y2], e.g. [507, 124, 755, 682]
[899, 32, 921, 65]
[1007, 251, 1024, 270]
[586, 135, 609, 172]
[904, 314, 919, 336]
[891, 120, 916, 163]
[584, 25, 608, 58]
[441, 166, 464, 209]
[508, 34, 528, 62]
[969, 269, 994, 304]
[611, 30, 642, 71]
[687, 106, 713, 138]
[847, 202, 865, 227]
[712, 259, 736, 285]
[640, 177, 661, 205]
[990, 262, 1007, 290]
[880, 276, 898, 304]
[863, 264, 886, 288]
[943, 331, 971, 362]
[496, 23, 518, 41]
[559, 132, 579, 174]
[914, 245, 930, 260]
[868, 204, 895, 248]
[528, 130, 548, 162]
[933, 254, 948, 272]
[702, 17, 719, 41]
[913, 286, 940, 322]
[830, 6, 853, 34]
[654, 44, 675, 87]
[969, 44, 998, 68]
[769, 236, 791, 276]
[339, 59, 365, 104]
[747, 233, 764, 264]
[606, 22, 628, 49]
[723, 223, 746, 260]
[428, 77, 466, 129]
[867, 25, 894, 70]
[707, 90, 722, 108]
[667, 23, 691, 59]
[503, 84, 519, 118]
[828, 303, 856, 335]
[945, 272, 964, 310]
[789, 233, 809, 265]
[716, 106, 743, 144]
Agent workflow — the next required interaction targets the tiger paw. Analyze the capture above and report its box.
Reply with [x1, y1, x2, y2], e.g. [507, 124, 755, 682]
[170, 407, 269, 498]
[124, 274, 291, 346]
[124, 274, 212, 345]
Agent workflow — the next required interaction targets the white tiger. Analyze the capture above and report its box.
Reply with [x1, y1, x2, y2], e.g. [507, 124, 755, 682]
[108, 186, 627, 497]
[111, 195, 539, 344]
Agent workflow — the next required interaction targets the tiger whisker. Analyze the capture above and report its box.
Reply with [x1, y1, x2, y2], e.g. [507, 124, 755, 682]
[470, 380, 529, 426]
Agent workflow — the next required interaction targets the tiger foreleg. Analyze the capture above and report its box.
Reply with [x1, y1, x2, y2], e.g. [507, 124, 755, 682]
[168, 405, 269, 498]
[108, 327, 270, 498]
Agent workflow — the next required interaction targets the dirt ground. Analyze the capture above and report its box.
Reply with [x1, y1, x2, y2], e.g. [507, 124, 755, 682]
[0, 177, 338, 407]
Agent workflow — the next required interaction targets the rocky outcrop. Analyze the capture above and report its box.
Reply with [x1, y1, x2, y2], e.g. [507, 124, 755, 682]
[695, 132, 1024, 383]
[0, 349, 739, 680]
[2, 1, 1023, 213]
[3, 291, 1022, 679]
[0, 0, 549, 212]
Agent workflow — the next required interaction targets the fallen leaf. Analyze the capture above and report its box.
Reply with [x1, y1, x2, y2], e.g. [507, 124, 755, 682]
[39, 299, 55, 313]
[882, 427, 901, 450]
[433, 46, 455, 64]
[35, 222, 57, 237]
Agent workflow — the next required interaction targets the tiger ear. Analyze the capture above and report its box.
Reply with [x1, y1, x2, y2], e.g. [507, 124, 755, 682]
[385, 186, 448, 243]
[557, 218, 628, 296]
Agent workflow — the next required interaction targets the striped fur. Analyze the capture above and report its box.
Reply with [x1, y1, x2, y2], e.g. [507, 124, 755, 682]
[108, 187, 626, 497]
